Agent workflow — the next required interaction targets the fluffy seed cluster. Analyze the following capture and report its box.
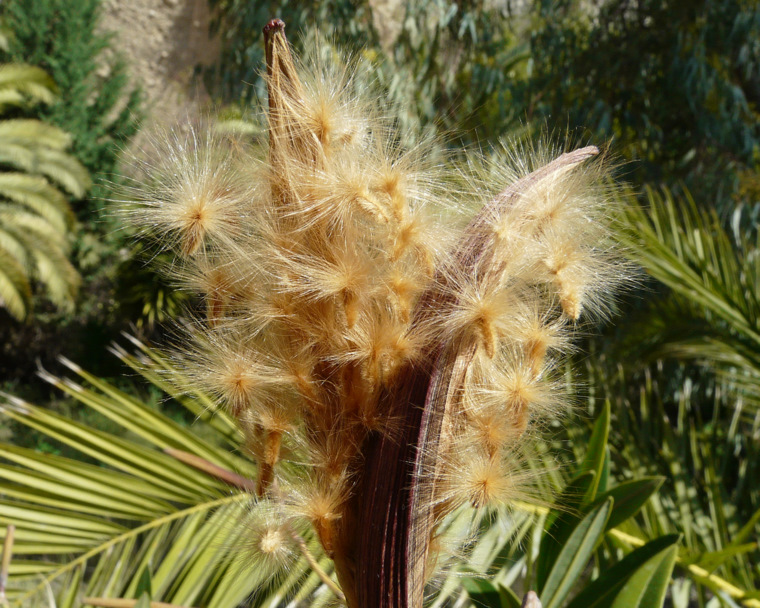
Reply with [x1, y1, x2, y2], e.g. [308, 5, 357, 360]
[126, 20, 626, 606]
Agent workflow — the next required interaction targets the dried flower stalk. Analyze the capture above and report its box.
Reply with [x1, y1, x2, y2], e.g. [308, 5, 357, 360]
[127, 18, 627, 608]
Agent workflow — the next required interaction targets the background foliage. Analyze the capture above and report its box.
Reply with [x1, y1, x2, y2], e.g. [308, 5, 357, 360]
[2, 0, 142, 215]
[0, 0, 143, 390]
[518, 0, 760, 206]
[0, 0, 759, 606]
[0, 61, 88, 321]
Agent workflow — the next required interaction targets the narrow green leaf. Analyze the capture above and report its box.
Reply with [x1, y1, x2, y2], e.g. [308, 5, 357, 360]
[594, 477, 664, 531]
[0, 442, 177, 504]
[0, 465, 165, 519]
[58, 564, 82, 608]
[1, 404, 219, 503]
[535, 471, 596, 591]
[463, 578, 503, 608]
[577, 401, 610, 504]
[610, 545, 678, 608]
[597, 447, 610, 495]
[693, 543, 757, 574]
[726, 505, 760, 548]
[135, 592, 152, 608]
[566, 534, 680, 608]
[59, 360, 240, 470]
[498, 585, 522, 608]
[134, 566, 152, 599]
[540, 497, 614, 608]
[0, 501, 126, 535]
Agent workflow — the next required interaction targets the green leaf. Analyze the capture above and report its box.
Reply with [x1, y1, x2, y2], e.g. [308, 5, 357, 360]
[575, 401, 610, 505]
[58, 564, 82, 608]
[463, 578, 522, 608]
[134, 566, 152, 599]
[540, 497, 614, 608]
[593, 477, 665, 531]
[610, 544, 678, 608]
[134, 592, 152, 608]
[565, 534, 681, 608]
[498, 585, 522, 608]
[463, 578, 503, 608]
[535, 471, 596, 591]
[725, 505, 760, 548]
[693, 543, 758, 574]
[597, 447, 610, 495]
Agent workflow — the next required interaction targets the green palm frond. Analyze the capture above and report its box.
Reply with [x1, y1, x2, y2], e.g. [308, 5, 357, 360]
[28, 237, 80, 310]
[619, 187, 760, 405]
[0, 119, 90, 197]
[0, 204, 67, 245]
[0, 28, 10, 53]
[0, 63, 89, 320]
[0, 172, 71, 231]
[0, 63, 56, 111]
[0, 244, 31, 319]
[0, 343, 346, 608]
[0, 176, 78, 319]
[0, 119, 70, 149]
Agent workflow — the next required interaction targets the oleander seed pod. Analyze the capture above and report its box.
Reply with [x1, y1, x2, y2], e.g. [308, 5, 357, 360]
[128, 18, 629, 608]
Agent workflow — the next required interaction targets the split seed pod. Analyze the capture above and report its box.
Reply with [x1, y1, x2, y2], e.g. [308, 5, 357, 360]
[128, 19, 628, 608]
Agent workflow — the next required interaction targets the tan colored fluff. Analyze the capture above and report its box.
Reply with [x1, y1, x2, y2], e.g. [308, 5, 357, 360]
[126, 21, 629, 608]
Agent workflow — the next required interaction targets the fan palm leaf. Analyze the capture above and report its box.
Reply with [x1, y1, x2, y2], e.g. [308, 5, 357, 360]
[0, 341, 345, 608]
[0, 119, 90, 198]
[619, 187, 760, 408]
[0, 202, 79, 315]
[0, 338, 755, 607]
[0, 63, 90, 320]
[0, 63, 56, 111]
[0, 248, 29, 319]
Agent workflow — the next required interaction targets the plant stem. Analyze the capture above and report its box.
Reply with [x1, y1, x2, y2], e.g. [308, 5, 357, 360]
[290, 530, 346, 602]
[83, 599, 192, 608]
[0, 524, 15, 607]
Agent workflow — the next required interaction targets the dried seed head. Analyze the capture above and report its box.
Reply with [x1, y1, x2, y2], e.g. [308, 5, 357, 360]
[238, 500, 298, 577]
[126, 21, 629, 606]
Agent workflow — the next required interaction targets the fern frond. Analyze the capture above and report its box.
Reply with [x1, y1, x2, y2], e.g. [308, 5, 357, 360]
[0, 244, 31, 319]
[0, 173, 71, 231]
[0, 63, 57, 110]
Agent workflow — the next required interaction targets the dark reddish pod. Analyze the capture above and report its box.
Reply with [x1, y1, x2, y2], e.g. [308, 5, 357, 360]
[261, 18, 604, 608]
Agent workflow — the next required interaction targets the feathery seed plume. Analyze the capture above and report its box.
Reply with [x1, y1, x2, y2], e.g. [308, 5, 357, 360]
[127, 19, 629, 608]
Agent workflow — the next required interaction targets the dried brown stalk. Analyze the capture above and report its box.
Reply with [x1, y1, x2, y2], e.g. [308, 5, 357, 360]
[348, 148, 598, 607]
[0, 524, 14, 606]
[82, 599, 191, 608]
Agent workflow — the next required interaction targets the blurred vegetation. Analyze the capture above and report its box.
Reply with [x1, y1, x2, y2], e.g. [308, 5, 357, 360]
[0, 0, 759, 606]
[0, 60, 89, 320]
[1, 0, 142, 215]
[209, 0, 528, 143]
[517, 0, 760, 207]
[0, 0, 144, 388]
[210, 1, 760, 204]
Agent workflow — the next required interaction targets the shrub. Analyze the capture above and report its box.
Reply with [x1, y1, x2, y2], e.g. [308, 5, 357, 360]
[2, 0, 142, 217]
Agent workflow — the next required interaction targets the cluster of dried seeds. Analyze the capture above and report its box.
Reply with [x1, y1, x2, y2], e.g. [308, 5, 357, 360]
[128, 20, 626, 608]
